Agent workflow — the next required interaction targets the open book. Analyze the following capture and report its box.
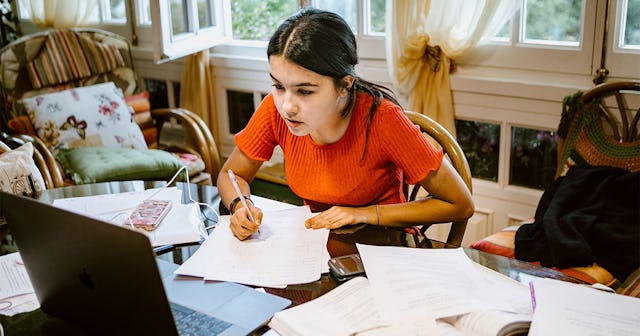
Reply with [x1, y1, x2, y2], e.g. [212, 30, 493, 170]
[439, 310, 530, 336]
[268, 276, 531, 336]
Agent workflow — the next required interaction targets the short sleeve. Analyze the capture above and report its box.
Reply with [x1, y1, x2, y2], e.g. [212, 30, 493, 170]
[234, 94, 279, 161]
[375, 106, 443, 184]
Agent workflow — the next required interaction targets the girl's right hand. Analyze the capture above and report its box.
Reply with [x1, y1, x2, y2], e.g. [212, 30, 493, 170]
[229, 206, 263, 240]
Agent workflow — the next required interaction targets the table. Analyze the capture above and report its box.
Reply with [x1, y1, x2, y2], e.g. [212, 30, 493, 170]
[37, 181, 584, 302]
[0, 181, 585, 334]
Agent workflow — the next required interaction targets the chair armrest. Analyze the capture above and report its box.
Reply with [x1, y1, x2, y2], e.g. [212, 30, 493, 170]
[0, 132, 65, 189]
[150, 108, 221, 179]
[16, 134, 66, 188]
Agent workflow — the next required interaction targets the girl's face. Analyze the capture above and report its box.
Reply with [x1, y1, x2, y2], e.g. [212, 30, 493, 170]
[269, 55, 352, 144]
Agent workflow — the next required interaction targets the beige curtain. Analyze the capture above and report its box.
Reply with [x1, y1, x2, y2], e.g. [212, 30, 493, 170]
[386, 0, 520, 136]
[179, 49, 219, 145]
[22, 0, 98, 28]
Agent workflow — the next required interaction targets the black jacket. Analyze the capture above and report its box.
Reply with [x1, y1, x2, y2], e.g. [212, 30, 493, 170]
[515, 166, 639, 281]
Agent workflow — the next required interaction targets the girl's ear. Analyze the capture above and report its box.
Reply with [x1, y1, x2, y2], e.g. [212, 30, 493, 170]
[341, 75, 355, 94]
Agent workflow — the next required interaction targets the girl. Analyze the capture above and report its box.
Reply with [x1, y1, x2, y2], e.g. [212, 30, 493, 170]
[217, 8, 474, 256]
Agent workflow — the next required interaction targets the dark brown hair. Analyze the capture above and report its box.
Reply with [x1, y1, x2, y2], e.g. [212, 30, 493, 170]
[267, 8, 400, 158]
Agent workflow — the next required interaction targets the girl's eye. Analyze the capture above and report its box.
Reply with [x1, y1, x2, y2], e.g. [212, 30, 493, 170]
[272, 84, 284, 90]
[298, 89, 312, 95]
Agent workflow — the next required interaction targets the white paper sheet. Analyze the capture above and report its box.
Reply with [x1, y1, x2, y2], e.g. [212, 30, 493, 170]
[269, 276, 439, 336]
[219, 196, 331, 273]
[52, 187, 202, 246]
[356, 244, 522, 320]
[528, 278, 640, 336]
[0, 252, 33, 299]
[176, 206, 329, 287]
[0, 252, 40, 316]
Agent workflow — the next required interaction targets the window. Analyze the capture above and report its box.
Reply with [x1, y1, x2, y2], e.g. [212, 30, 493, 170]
[230, 0, 297, 41]
[12, 0, 639, 190]
[226, 90, 255, 133]
[521, 0, 583, 47]
[471, 0, 597, 75]
[456, 120, 500, 182]
[509, 127, 558, 189]
[222, 0, 386, 59]
[456, 120, 500, 183]
[607, 0, 640, 78]
[17, 0, 132, 37]
[150, 0, 229, 63]
[100, 0, 127, 23]
[619, 0, 640, 48]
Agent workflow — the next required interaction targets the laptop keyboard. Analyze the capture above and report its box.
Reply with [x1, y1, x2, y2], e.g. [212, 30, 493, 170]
[171, 302, 232, 336]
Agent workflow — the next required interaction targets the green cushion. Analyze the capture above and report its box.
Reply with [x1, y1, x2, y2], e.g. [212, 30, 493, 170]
[57, 147, 184, 184]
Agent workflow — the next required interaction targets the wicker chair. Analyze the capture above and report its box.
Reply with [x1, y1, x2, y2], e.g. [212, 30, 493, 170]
[401, 111, 473, 248]
[470, 80, 640, 289]
[0, 28, 220, 187]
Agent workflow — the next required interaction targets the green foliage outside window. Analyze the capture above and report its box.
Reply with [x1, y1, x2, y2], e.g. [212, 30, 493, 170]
[624, 0, 640, 46]
[456, 120, 500, 182]
[510, 127, 558, 190]
[0, 0, 20, 48]
[369, 0, 386, 33]
[525, 0, 583, 42]
[231, 0, 297, 41]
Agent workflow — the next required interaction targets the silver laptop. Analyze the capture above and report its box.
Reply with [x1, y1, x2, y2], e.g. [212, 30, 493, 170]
[0, 191, 291, 335]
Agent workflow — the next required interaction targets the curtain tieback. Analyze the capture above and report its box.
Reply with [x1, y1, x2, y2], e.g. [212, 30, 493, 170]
[424, 45, 456, 74]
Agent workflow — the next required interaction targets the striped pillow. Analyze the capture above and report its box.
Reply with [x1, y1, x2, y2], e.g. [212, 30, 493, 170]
[26, 29, 125, 89]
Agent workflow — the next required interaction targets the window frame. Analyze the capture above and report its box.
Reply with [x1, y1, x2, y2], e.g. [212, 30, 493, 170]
[149, 0, 230, 63]
[459, 0, 599, 76]
[606, 0, 640, 79]
[15, 0, 636, 79]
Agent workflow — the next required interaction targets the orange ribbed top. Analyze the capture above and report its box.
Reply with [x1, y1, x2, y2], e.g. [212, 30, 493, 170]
[235, 92, 443, 212]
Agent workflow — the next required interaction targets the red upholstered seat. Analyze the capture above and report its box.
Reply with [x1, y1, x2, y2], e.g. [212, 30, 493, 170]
[470, 224, 618, 286]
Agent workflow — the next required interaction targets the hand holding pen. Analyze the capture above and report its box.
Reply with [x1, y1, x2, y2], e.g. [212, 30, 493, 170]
[227, 169, 262, 240]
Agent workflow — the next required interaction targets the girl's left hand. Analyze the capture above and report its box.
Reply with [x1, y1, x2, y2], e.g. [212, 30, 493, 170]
[305, 206, 368, 229]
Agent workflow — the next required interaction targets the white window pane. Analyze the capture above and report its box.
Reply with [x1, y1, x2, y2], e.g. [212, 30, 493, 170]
[88, 5, 101, 23]
[138, 0, 152, 25]
[368, 0, 385, 34]
[151, 0, 228, 63]
[493, 20, 512, 43]
[16, 0, 30, 19]
[315, 0, 357, 34]
[231, 0, 297, 41]
[523, 0, 584, 46]
[622, 0, 640, 48]
[171, 0, 188, 35]
[108, 0, 127, 21]
[198, 0, 215, 29]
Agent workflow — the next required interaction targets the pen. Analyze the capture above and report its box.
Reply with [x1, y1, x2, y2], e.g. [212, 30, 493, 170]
[227, 169, 259, 232]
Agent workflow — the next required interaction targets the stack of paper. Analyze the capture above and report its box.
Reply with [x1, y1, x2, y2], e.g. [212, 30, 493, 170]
[269, 245, 533, 336]
[0, 252, 39, 316]
[175, 206, 330, 288]
[52, 187, 202, 247]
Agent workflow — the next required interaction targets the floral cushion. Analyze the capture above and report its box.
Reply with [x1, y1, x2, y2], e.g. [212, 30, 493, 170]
[22, 82, 147, 156]
[0, 142, 46, 196]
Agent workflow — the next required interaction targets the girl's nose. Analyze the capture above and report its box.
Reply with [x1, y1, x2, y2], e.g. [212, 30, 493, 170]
[282, 93, 298, 117]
